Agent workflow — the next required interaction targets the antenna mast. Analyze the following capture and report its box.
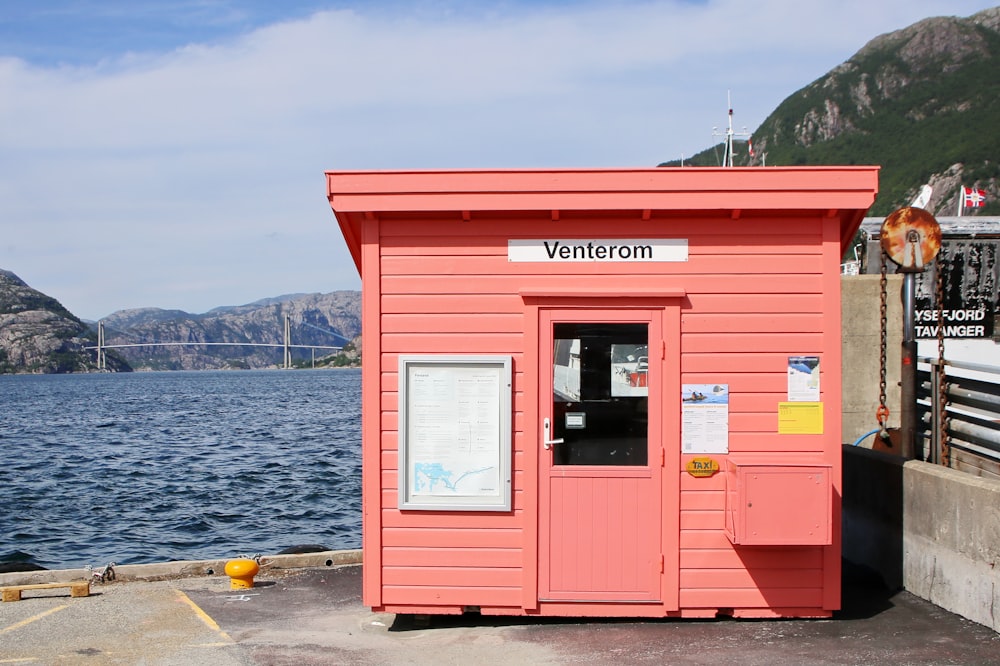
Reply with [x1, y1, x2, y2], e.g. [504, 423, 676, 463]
[712, 92, 751, 167]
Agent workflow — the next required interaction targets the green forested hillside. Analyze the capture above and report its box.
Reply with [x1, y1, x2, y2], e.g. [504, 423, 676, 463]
[662, 8, 1000, 217]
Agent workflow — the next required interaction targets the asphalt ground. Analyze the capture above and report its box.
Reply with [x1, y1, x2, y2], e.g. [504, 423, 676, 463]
[2, 563, 999, 665]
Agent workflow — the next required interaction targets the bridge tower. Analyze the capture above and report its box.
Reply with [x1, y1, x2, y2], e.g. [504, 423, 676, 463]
[97, 321, 106, 371]
[283, 314, 292, 369]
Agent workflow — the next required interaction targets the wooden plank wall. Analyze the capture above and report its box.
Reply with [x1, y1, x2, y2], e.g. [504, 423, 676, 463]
[373, 210, 838, 615]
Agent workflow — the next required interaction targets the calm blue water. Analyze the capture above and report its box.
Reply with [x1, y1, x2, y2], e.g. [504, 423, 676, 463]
[0, 370, 361, 570]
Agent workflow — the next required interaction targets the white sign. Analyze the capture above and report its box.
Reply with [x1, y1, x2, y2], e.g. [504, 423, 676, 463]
[787, 356, 821, 402]
[914, 307, 992, 339]
[508, 238, 688, 263]
[398, 356, 512, 511]
[681, 383, 729, 454]
[408, 367, 500, 492]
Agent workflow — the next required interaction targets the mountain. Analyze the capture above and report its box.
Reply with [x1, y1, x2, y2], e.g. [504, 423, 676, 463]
[0, 269, 361, 373]
[100, 291, 362, 371]
[0, 270, 131, 373]
[663, 7, 1000, 217]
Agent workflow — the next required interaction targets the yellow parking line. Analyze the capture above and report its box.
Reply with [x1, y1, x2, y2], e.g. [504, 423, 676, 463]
[175, 590, 233, 642]
[0, 604, 69, 636]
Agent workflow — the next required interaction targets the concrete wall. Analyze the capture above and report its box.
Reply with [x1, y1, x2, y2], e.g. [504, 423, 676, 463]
[841, 274, 902, 447]
[904, 461, 1000, 632]
[843, 445, 1000, 632]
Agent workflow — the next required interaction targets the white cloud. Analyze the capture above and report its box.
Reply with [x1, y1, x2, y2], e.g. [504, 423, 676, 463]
[0, 0, 994, 319]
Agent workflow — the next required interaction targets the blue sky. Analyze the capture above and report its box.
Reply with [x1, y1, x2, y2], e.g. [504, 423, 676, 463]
[1, 0, 996, 320]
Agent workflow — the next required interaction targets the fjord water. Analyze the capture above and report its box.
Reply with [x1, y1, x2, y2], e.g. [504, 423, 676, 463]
[0, 369, 361, 570]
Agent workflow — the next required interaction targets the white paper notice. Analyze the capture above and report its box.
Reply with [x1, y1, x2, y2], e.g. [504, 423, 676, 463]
[787, 356, 820, 402]
[407, 365, 502, 497]
[681, 383, 729, 454]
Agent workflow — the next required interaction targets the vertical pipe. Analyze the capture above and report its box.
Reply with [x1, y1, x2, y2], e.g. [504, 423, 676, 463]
[900, 273, 918, 459]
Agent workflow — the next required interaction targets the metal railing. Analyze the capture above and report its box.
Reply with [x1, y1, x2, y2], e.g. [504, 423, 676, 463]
[918, 357, 1000, 479]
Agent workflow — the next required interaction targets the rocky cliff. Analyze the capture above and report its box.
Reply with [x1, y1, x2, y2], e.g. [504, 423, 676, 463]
[666, 7, 1000, 216]
[0, 270, 131, 373]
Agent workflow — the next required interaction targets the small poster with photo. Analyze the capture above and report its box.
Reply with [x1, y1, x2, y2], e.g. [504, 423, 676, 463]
[681, 383, 729, 454]
[787, 356, 820, 402]
[611, 343, 649, 397]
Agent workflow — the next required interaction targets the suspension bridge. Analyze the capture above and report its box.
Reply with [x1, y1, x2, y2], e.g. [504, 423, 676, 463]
[86, 315, 348, 369]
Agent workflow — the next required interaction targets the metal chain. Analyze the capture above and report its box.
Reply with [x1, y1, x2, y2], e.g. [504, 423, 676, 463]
[936, 261, 950, 467]
[877, 248, 890, 441]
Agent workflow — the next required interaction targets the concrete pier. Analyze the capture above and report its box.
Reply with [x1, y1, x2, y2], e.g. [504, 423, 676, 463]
[2, 553, 997, 665]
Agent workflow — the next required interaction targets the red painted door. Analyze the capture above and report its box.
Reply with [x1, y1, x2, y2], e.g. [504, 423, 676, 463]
[539, 309, 663, 602]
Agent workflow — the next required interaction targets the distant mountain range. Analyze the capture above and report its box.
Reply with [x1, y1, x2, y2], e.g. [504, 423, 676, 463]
[664, 7, 1000, 217]
[100, 291, 361, 371]
[0, 268, 360, 373]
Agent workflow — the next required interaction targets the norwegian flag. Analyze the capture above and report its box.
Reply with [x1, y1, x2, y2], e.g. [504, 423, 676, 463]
[747, 138, 754, 157]
[963, 187, 987, 208]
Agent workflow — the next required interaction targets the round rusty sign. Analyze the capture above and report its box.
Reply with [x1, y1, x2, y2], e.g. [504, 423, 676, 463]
[880, 207, 942, 272]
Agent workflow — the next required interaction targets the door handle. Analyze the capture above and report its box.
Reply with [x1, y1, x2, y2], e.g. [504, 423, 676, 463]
[543, 417, 564, 450]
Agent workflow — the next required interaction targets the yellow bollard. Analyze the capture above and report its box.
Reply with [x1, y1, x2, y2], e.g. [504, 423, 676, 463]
[224, 558, 260, 590]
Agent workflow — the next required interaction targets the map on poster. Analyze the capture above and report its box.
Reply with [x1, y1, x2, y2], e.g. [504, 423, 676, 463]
[407, 364, 501, 497]
[682, 383, 729, 454]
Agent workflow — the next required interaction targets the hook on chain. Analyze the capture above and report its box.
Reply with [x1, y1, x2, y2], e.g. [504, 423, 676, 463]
[875, 404, 891, 444]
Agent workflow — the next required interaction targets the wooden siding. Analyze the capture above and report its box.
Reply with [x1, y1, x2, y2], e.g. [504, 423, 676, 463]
[360, 211, 383, 607]
[678, 473, 828, 609]
[821, 214, 845, 609]
[368, 211, 839, 613]
[376, 217, 528, 610]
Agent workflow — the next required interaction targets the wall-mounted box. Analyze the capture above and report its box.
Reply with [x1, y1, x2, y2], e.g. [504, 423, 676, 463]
[725, 462, 832, 546]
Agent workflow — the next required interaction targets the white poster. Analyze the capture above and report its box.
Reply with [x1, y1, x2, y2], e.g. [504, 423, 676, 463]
[398, 356, 512, 511]
[681, 383, 729, 454]
[787, 356, 821, 402]
[408, 366, 501, 497]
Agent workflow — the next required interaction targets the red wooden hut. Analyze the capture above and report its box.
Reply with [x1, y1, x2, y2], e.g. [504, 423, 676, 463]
[326, 166, 878, 619]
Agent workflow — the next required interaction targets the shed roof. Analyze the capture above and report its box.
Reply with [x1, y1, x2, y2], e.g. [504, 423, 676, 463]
[327, 166, 879, 272]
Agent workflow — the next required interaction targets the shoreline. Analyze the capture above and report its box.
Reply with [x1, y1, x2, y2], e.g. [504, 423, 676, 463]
[0, 548, 362, 587]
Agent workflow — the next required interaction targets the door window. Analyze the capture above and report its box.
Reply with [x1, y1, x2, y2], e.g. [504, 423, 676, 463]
[551, 323, 648, 466]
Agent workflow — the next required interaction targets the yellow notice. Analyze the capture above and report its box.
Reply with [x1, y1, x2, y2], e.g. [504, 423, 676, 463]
[778, 402, 824, 434]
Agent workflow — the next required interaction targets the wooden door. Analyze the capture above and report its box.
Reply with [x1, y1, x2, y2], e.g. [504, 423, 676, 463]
[538, 309, 663, 602]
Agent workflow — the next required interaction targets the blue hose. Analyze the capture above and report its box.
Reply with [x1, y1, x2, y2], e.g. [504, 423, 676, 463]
[852, 428, 882, 447]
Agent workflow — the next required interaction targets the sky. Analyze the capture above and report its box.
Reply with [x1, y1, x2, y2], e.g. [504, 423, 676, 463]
[1, 0, 997, 321]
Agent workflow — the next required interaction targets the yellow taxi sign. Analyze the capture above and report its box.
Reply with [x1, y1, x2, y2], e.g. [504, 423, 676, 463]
[686, 457, 720, 477]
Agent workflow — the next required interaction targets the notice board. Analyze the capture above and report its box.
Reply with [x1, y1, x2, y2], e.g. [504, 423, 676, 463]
[398, 355, 512, 511]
